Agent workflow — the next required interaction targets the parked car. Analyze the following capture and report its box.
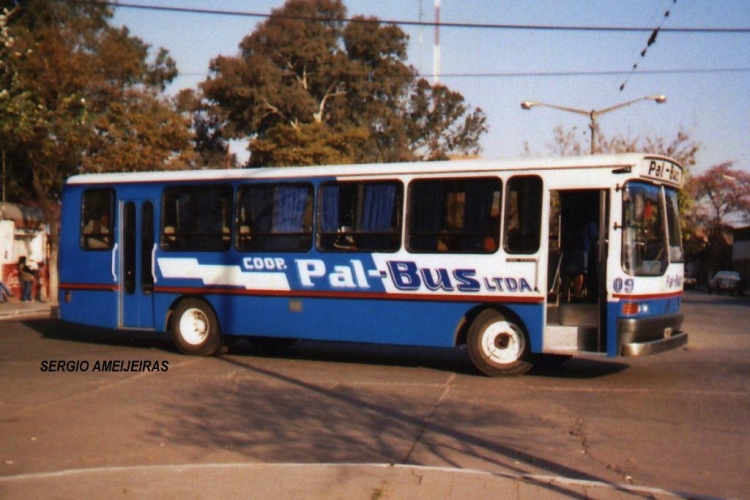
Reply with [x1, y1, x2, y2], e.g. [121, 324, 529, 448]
[708, 271, 744, 295]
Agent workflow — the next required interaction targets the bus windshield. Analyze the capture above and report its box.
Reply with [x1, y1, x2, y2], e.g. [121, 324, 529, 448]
[622, 182, 682, 276]
[665, 187, 684, 264]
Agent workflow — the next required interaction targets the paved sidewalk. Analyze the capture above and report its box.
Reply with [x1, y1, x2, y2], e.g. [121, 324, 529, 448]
[0, 298, 57, 321]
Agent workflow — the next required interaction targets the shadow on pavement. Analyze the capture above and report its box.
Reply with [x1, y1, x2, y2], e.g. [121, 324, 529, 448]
[25, 318, 628, 380]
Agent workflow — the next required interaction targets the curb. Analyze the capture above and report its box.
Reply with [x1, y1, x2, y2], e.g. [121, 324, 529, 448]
[0, 302, 58, 321]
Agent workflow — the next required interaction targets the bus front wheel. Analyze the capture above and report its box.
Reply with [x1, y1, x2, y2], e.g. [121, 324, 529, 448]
[467, 309, 533, 376]
[172, 299, 222, 356]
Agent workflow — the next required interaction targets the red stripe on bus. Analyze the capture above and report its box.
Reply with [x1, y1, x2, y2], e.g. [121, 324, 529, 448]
[153, 286, 545, 304]
[60, 283, 120, 292]
[612, 291, 683, 300]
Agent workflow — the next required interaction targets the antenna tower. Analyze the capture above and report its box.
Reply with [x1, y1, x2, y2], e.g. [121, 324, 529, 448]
[433, 0, 441, 84]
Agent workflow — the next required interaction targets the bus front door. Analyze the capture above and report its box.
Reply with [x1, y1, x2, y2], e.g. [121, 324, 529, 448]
[547, 189, 608, 354]
[120, 200, 156, 329]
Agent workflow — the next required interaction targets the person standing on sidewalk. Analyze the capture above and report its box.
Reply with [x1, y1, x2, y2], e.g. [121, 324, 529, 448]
[18, 256, 35, 302]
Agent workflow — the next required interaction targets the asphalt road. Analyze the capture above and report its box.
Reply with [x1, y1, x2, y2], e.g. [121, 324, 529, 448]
[0, 290, 747, 499]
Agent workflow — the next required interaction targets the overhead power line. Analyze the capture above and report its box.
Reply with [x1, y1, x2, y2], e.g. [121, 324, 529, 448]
[433, 67, 750, 79]
[618, 0, 679, 92]
[177, 67, 750, 79]
[108, 1, 750, 34]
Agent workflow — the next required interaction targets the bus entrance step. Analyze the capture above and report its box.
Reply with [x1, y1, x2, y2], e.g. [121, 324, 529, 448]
[559, 303, 598, 327]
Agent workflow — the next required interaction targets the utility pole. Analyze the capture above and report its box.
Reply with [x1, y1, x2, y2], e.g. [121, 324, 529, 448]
[2, 149, 6, 206]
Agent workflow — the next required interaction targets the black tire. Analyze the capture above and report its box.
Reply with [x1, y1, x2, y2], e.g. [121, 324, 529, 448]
[467, 309, 533, 377]
[539, 353, 573, 366]
[171, 298, 222, 356]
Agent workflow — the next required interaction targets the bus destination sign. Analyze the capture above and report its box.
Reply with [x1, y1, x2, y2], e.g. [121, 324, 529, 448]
[641, 159, 683, 186]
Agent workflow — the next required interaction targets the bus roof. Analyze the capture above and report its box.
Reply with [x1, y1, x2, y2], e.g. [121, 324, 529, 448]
[65, 153, 683, 188]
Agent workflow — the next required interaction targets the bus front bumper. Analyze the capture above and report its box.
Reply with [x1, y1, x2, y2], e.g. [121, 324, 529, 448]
[618, 313, 687, 356]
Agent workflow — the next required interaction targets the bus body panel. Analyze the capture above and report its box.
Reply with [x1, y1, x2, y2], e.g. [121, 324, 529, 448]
[605, 262, 686, 357]
[59, 186, 121, 329]
[60, 289, 120, 328]
[149, 290, 545, 350]
[58, 154, 687, 373]
[606, 301, 685, 357]
[150, 251, 545, 349]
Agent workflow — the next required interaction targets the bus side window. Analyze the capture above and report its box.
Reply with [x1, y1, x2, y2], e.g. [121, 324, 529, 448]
[161, 184, 233, 252]
[317, 181, 402, 253]
[504, 176, 542, 254]
[407, 177, 501, 254]
[81, 188, 115, 250]
[236, 183, 314, 253]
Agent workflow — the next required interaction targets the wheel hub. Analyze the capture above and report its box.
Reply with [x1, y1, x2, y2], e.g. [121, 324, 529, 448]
[179, 308, 209, 345]
[482, 321, 524, 365]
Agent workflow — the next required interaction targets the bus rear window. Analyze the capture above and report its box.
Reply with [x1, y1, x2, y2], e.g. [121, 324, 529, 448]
[236, 183, 313, 252]
[161, 184, 233, 252]
[407, 177, 501, 254]
[81, 188, 115, 250]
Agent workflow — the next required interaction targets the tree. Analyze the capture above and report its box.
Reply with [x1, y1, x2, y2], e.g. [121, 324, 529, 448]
[536, 125, 699, 172]
[683, 163, 750, 277]
[0, 0, 195, 299]
[201, 0, 486, 166]
[175, 88, 236, 168]
[250, 122, 370, 166]
[688, 163, 750, 236]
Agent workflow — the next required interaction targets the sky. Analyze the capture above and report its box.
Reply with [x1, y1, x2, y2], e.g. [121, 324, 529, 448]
[112, 1, 750, 175]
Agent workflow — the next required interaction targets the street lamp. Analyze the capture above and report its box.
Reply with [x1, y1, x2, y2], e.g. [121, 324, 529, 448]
[521, 95, 667, 154]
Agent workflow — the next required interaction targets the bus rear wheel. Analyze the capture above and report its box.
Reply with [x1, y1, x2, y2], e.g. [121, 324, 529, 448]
[172, 299, 222, 356]
[467, 309, 533, 376]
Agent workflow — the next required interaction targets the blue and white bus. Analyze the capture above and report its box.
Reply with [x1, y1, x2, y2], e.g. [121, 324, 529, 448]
[59, 153, 687, 376]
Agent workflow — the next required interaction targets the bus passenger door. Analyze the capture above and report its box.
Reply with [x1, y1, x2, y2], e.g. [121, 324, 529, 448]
[546, 189, 608, 353]
[120, 200, 156, 329]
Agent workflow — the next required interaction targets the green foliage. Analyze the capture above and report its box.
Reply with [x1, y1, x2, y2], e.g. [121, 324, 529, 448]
[0, 0, 194, 206]
[405, 80, 487, 161]
[174, 88, 237, 168]
[201, 0, 487, 166]
[0, 0, 197, 299]
[250, 122, 370, 167]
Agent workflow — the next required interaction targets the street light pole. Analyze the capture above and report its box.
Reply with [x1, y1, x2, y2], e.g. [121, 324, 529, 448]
[2, 149, 6, 206]
[521, 95, 667, 154]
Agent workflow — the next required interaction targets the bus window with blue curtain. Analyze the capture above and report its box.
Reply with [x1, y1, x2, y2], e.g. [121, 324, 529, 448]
[317, 181, 402, 252]
[236, 183, 313, 252]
